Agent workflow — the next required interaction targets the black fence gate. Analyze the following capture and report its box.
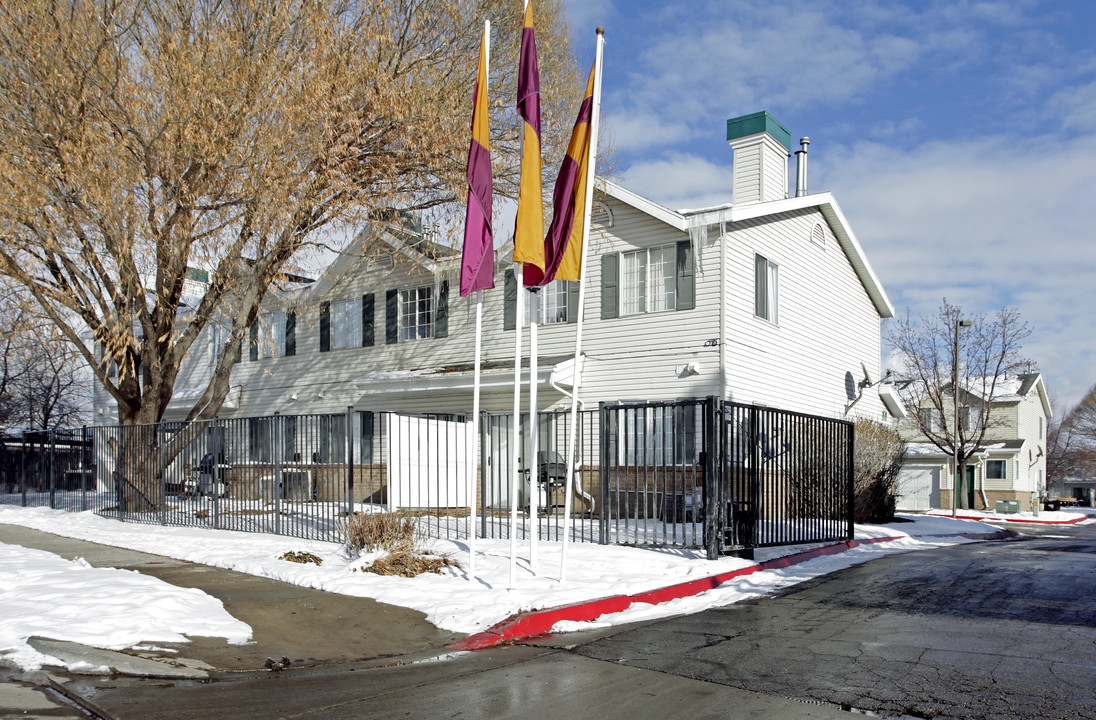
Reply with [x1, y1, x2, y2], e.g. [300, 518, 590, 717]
[600, 397, 854, 559]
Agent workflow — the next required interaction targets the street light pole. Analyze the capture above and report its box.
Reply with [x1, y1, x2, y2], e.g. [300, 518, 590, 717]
[952, 318, 972, 519]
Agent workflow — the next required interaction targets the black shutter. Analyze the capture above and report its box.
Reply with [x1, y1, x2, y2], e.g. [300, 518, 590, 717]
[362, 294, 375, 347]
[360, 411, 374, 465]
[504, 269, 516, 330]
[601, 254, 619, 319]
[319, 301, 330, 352]
[385, 289, 399, 344]
[676, 239, 696, 311]
[285, 311, 296, 356]
[249, 321, 258, 361]
[567, 280, 580, 324]
[435, 280, 449, 338]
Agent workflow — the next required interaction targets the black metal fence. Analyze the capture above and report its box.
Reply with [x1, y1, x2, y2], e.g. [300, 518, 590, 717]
[0, 398, 854, 557]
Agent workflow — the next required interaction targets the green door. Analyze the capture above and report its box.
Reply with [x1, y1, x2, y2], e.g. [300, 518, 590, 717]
[966, 465, 976, 509]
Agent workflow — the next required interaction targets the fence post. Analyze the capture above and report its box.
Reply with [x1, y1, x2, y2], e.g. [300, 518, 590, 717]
[20, 430, 26, 507]
[48, 429, 56, 509]
[346, 406, 354, 518]
[480, 411, 488, 540]
[846, 421, 855, 541]
[117, 426, 124, 521]
[81, 426, 89, 512]
[160, 426, 167, 526]
[703, 397, 721, 560]
[212, 418, 222, 530]
[274, 413, 282, 536]
[598, 402, 610, 545]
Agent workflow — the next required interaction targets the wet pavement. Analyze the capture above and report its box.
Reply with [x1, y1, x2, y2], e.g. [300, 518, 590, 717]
[575, 527, 1096, 719]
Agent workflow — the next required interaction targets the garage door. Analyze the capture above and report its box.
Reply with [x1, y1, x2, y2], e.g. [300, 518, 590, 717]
[896, 466, 940, 512]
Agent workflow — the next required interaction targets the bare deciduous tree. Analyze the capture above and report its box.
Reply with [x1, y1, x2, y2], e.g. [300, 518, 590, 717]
[1048, 383, 1096, 482]
[0, 0, 587, 510]
[889, 300, 1032, 507]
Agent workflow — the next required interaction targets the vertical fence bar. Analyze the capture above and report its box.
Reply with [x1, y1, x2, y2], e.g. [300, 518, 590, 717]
[703, 397, 719, 560]
[346, 406, 354, 521]
[20, 430, 26, 507]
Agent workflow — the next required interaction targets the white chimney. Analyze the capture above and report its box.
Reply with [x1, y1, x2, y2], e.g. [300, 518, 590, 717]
[726, 111, 792, 205]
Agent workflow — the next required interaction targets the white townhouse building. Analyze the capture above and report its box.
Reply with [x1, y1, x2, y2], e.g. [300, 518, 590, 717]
[93, 112, 897, 432]
[895, 373, 1052, 513]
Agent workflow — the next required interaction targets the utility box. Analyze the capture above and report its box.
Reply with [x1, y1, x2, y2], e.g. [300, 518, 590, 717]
[995, 500, 1019, 514]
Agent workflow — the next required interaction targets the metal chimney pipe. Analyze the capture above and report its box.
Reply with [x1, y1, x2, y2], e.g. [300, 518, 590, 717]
[795, 136, 810, 197]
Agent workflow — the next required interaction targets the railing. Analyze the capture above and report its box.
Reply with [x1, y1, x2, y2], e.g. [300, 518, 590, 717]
[0, 399, 854, 557]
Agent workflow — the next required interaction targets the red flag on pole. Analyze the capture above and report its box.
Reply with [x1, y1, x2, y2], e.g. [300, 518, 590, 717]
[526, 65, 595, 286]
[461, 26, 494, 297]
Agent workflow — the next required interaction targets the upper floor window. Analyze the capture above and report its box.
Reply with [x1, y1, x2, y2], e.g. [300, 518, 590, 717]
[400, 286, 434, 340]
[331, 297, 363, 349]
[960, 406, 983, 433]
[622, 244, 677, 315]
[525, 280, 570, 324]
[250, 310, 295, 360]
[597, 240, 695, 322]
[754, 253, 779, 324]
[320, 295, 375, 352]
[919, 407, 942, 433]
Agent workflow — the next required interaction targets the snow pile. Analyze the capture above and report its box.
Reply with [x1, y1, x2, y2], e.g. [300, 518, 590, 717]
[0, 541, 251, 671]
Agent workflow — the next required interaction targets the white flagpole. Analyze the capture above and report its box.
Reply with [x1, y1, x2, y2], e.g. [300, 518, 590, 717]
[466, 20, 490, 582]
[509, 262, 524, 589]
[528, 289, 539, 571]
[468, 289, 483, 578]
[560, 27, 605, 584]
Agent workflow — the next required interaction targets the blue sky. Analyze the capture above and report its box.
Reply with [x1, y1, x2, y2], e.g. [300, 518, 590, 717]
[559, 0, 1096, 410]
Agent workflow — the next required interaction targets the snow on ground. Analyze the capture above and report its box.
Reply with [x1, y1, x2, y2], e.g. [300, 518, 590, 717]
[925, 506, 1096, 523]
[0, 505, 1076, 672]
[0, 541, 251, 672]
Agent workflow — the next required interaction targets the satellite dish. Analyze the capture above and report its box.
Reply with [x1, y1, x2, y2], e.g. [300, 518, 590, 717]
[860, 361, 873, 389]
[844, 371, 857, 402]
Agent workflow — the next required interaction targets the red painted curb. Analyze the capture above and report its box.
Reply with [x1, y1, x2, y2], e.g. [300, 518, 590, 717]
[447, 531, 1014, 652]
[932, 513, 1089, 525]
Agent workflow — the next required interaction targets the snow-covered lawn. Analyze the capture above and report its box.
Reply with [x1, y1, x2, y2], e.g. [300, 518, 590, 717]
[3, 505, 1085, 673]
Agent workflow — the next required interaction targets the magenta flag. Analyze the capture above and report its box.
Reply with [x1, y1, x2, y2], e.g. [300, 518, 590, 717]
[461, 30, 494, 297]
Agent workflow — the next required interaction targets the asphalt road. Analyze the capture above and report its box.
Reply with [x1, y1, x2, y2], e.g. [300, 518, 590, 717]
[575, 522, 1096, 719]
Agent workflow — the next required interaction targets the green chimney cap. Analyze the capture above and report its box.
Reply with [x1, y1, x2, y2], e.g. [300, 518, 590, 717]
[726, 111, 791, 151]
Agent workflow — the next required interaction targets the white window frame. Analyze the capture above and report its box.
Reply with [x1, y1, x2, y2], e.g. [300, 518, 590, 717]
[919, 407, 942, 433]
[621, 244, 677, 317]
[400, 286, 434, 341]
[257, 310, 287, 359]
[986, 459, 1006, 480]
[330, 297, 362, 350]
[754, 253, 779, 324]
[960, 406, 983, 433]
[525, 280, 569, 325]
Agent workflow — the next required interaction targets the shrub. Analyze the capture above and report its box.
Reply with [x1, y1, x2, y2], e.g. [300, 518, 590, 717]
[341, 511, 461, 577]
[853, 418, 907, 524]
[341, 511, 417, 555]
[279, 550, 323, 565]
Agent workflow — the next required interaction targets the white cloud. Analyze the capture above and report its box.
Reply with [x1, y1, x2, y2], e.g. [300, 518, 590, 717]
[817, 132, 1096, 407]
[619, 153, 734, 210]
[560, 0, 616, 35]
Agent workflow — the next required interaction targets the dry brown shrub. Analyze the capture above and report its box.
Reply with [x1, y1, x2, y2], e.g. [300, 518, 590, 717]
[279, 551, 323, 565]
[365, 550, 459, 578]
[341, 511, 417, 555]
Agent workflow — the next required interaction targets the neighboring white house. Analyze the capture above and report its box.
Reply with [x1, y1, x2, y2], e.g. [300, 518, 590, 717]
[894, 373, 1051, 512]
[92, 111, 896, 430]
